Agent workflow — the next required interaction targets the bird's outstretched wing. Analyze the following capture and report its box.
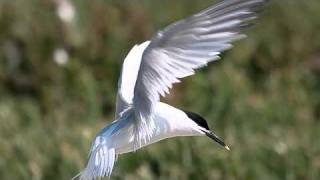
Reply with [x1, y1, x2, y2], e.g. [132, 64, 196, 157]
[132, 0, 267, 147]
[115, 41, 150, 119]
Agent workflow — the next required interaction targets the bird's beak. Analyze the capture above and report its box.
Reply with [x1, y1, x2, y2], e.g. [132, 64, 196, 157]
[204, 131, 230, 151]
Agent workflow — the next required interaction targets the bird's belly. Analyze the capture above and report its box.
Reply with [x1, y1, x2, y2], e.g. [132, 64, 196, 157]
[114, 134, 171, 154]
[101, 104, 199, 154]
[113, 126, 177, 154]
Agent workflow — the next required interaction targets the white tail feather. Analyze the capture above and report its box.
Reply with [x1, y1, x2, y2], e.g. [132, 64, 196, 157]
[73, 137, 116, 180]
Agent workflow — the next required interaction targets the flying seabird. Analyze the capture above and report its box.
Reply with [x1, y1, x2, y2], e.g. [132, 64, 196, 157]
[74, 0, 267, 179]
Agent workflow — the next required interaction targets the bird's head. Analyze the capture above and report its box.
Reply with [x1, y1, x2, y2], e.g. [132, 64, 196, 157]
[183, 111, 230, 151]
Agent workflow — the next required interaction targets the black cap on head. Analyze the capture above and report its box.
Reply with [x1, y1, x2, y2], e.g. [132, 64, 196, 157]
[183, 110, 210, 130]
[183, 110, 230, 151]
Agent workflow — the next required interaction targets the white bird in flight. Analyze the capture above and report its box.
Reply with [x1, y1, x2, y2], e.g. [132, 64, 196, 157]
[75, 0, 267, 179]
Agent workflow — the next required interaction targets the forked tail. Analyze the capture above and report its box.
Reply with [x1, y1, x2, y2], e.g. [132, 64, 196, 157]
[73, 137, 116, 180]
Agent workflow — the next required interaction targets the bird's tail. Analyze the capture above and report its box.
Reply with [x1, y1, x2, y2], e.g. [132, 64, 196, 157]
[73, 137, 116, 180]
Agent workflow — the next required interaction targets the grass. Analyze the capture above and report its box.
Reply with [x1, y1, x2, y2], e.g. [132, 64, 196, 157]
[0, 0, 320, 179]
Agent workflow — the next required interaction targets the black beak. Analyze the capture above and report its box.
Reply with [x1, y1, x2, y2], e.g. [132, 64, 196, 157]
[204, 131, 230, 151]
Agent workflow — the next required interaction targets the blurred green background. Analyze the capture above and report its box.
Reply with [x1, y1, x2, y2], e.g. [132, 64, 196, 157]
[0, 0, 320, 179]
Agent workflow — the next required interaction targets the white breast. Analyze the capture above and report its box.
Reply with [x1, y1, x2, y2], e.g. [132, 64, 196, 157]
[108, 102, 204, 154]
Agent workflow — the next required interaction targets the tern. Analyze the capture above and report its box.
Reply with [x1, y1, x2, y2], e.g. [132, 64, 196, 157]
[75, 0, 267, 179]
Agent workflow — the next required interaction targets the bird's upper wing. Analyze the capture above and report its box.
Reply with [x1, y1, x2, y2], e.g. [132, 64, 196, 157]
[115, 41, 150, 119]
[132, 0, 267, 146]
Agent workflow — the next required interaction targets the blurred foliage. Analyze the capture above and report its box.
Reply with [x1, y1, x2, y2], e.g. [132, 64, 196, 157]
[0, 0, 320, 180]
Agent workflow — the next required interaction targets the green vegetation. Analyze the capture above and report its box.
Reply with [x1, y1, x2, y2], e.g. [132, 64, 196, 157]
[0, 0, 320, 179]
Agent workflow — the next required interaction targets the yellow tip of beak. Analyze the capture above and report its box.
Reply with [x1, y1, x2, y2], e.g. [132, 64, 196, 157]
[225, 145, 230, 151]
